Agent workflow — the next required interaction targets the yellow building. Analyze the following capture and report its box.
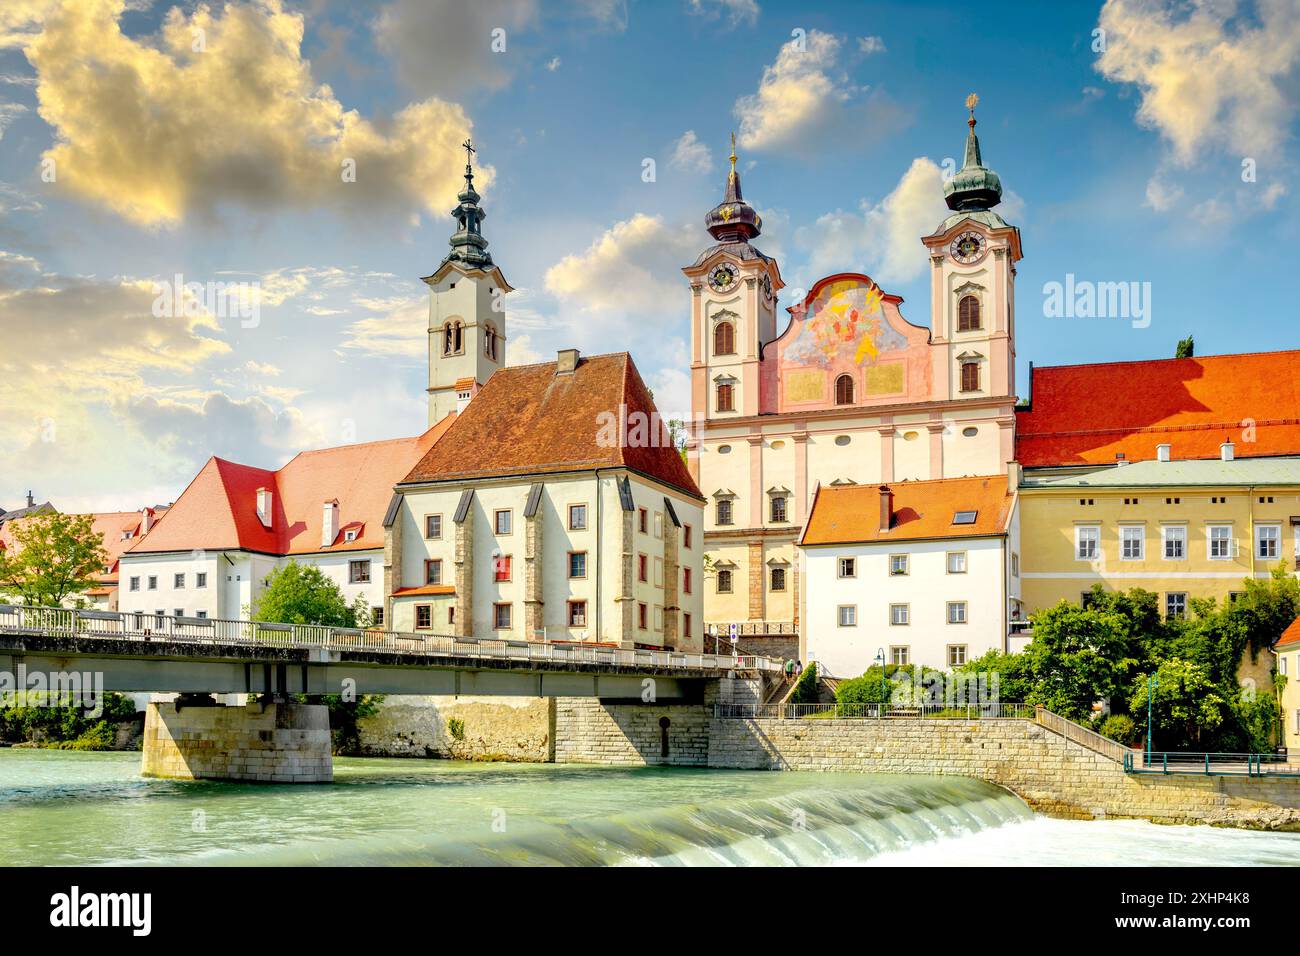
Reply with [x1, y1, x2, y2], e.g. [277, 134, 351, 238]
[1275, 619, 1300, 752]
[1018, 447, 1300, 619]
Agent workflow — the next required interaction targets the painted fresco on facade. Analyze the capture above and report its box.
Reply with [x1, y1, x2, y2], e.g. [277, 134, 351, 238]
[783, 278, 908, 368]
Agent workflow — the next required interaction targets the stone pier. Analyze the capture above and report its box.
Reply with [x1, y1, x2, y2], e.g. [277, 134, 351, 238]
[141, 696, 332, 783]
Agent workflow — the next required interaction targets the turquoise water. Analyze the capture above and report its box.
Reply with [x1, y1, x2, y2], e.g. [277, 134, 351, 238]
[3, 749, 1299, 866]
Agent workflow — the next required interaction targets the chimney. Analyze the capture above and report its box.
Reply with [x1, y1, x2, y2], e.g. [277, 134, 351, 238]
[256, 487, 273, 528]
[1156, 443, 1171, 463]
[140, 507, 153, 535]
[1007, 461, 1022, 493]
[322, 499, 340, 548]
[878, 484, 894, 533]
[25, 490, 34, 508]
[1220, 440, 1235, 462]
[556, 348, 580, 375]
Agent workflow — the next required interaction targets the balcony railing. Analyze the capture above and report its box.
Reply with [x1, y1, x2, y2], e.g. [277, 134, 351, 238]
[0, 604, 783, 673]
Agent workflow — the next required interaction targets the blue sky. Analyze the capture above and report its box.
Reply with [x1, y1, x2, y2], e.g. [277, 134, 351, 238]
[0, 0, 1296, 511]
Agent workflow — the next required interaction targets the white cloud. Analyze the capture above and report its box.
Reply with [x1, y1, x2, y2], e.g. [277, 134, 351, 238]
[734, 29, 903, 155]
[545, 56, 562, 71]
[340, 294, 427, 359]
[1097, 0, 1300, 165]
[793, 157, 950, 288]
[669, 130, 713, 174]
[16, 0, 483, 227]
[857, 35, 886, 54]
[374, 0, 540, 95]
[0, 101, 27, 139]
[574, 0, 629, 32]
[688, 0, 760, 28]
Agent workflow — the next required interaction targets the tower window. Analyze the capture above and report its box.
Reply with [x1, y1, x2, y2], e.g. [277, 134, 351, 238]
[716, 382, 735, 412]
[484, 323, 498, 361]
[958, 294, 982, 331]
[713, 321, 735, 356]
[960, 361, 980, 392]
[442, 320, 464, 356]
[834, 374, 855, 405]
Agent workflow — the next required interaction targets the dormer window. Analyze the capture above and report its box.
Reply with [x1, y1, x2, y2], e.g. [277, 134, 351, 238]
[344, 529, 358, 542]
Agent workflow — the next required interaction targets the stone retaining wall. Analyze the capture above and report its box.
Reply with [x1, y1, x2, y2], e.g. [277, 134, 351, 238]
[553, 698, 711, 766]
[709, 717, 1300, 830]
[141, 700, 331, 783]
[357, 696, 554, 761]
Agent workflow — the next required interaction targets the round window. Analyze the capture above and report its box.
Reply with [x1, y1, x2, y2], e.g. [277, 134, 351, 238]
[834, 435, 851, 446]
[770, 440, 785, 450]
[903, 430, 920, 442]
[962, 426, 979, 438]
[717, 445, 731, 455]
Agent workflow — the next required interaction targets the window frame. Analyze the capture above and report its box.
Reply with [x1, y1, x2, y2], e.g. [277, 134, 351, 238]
[838, 556, 857, 579]
[568, 550, 588, 579]
[1162, 524, 1187, 560]
[834, 374, 855, 406]
[946, 601, 968, 625]
[713, 320, 736, 356]
[716, 568, 733, 593]
[889, 603, 910, 626]
[424, 513, 443, 540]
[948, 644, 969, 667]
[960, 361, 980, 393]
[424, 558, 443, 586]
[1120, 524, 1145, 561]
[716, 381, 735, 412]
[568, 503, 588, 531]
[1256, 523, 1281, 560]
[837, 604, 858, 627]
[1207, 524, 1233, 561]
[946, 550, 967, 574]
[957, 294, 982, 332]
[770, 495, 788, 524]
[493, 602, 513, 630]
[494, 553, 513, 583]
[715, 498, 733, 526]
[1165, 591, 1188, 620]
[348, 559, 371, 584]
[494, 508, 513, 536]
[1075, 525, 1100, 561]
[415, 604, 432, 630]
[568, 600, 587, 628]
[889, 553, 909, 576]
[770, 566, 787, 592]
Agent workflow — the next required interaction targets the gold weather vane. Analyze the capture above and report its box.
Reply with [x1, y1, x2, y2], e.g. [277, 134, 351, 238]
[966, 92, 979, 128]
[728, 131, 737, 184]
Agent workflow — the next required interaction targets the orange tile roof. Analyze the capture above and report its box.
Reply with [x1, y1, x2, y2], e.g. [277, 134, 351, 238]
[1017, 350, 1300, 468]
[1276, 617, 1300, 649]
[392, 584, 456, 597]
[127, 418, 454, 556]
[401, 352, 702, 499]
[0, 510, 146, 584]
[801, 475, 1015, 546]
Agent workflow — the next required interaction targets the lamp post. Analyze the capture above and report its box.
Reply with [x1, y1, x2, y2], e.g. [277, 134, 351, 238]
[875, 648, 886, 710]
[1146, 673, 1159, 761]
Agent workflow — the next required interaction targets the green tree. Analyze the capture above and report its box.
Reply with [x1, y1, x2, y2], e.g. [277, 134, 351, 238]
[666, 417, 690, 466]
[1129, 658, 1230, 751]
[1020, 599, 1143, 721]
[254, 560, 357, 627]
[791, 663, 820, 704]
[837, 663, 927, 705]
[0, 512, 107, 606]
[1175, 334, 1194, 358]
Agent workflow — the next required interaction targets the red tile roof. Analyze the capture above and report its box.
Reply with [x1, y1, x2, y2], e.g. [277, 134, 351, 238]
[801, 475, 1015, 546]
[1017, 350, 1300, 468]
[1276, 617, 1300, 649]
[401, 352, 702, 499]
[127, 419, 454, 556]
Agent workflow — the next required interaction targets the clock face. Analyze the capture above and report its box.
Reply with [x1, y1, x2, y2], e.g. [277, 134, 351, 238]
[760, 273, 774, 303]
[950, 231, 985, 264]
[708, 261, 739, 292]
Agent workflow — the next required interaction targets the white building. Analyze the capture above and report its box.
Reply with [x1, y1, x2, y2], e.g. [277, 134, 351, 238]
[800, 474, 1021, 676]
[118, 425, 449, 623]
[387, 349, 706, 650]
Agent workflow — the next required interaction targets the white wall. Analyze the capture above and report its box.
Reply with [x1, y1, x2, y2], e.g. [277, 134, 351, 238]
[803, 535, 1008, 677]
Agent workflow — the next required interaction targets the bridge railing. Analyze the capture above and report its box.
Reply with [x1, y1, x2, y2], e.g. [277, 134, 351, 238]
[714, 702, 1035, 720]
[0, 604, 782, 673]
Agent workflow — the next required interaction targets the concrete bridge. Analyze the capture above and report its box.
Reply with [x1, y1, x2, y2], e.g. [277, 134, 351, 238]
[0, 604, 780, 783]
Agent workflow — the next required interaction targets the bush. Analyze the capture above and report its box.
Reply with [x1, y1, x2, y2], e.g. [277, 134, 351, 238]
[836, 664, 925, 705]
[791, 664, 820, 704]
[1098, 714, 1137, 746]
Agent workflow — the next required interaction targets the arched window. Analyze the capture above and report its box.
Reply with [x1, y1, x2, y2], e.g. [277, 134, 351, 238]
[960, 361, 980, 393]
[443, 321, 464, 356]
[484, 323, 498, 361]
[716, 382, 735, 412]
[714, 321, 735, 356]
[834, 374, 855, 405]
[958, 295, 981, 332]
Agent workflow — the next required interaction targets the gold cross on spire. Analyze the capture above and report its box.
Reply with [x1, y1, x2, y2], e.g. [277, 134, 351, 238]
[462, 138, 475, 165]
[728, 131, 737, 183]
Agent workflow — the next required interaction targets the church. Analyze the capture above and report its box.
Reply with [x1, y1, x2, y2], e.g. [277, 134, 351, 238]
[689, 100, 1023, 662]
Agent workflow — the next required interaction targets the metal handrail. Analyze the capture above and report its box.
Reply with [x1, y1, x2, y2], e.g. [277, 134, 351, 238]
[1033, 706, 1131, 764]
[713, 702, 1035, 720]
[0, 603, 783, 673]
[1126, 750, 1300, 777]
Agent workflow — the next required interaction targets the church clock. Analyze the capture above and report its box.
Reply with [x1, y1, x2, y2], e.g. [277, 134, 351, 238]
[707, 261, 739, 292]
[949, 230, 985, 264]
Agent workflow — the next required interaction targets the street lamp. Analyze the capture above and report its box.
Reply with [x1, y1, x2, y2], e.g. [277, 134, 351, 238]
[1146, 673, 1159, 761]
[875, 648, 886, 709]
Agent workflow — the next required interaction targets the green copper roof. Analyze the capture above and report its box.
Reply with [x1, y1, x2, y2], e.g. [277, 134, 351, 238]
[943, 106, 1004, 213]
[937, 209, 1011, 234]
[1022, 457, 1300, 489]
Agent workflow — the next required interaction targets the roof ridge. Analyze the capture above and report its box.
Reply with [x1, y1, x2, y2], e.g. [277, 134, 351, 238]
[823, 473, 1007, 489]
[1032, 347, 1300, 374]
[493, 350, 632, 372]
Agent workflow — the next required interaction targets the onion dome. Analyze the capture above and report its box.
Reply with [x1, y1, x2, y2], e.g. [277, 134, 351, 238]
[705, 133, 763, 242]
[441, 139, 494, 270]
[943, 94, 1004, 213]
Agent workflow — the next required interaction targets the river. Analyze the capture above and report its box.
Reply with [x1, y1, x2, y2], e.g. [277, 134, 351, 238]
[4, 749, 1299, 866]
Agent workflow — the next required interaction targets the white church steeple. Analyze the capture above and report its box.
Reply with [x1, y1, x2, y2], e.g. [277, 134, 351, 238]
[423, 139, 513, 426]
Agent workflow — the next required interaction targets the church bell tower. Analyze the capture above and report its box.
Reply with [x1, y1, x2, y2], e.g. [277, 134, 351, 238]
[424, 140, 513, 426]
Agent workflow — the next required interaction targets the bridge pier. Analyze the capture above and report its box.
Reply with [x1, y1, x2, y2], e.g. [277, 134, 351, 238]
[142, 697, 332, 783]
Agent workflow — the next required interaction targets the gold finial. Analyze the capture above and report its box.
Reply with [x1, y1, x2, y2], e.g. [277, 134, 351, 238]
[965, 92, 979, 129]
[728, 131, 737, 183]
